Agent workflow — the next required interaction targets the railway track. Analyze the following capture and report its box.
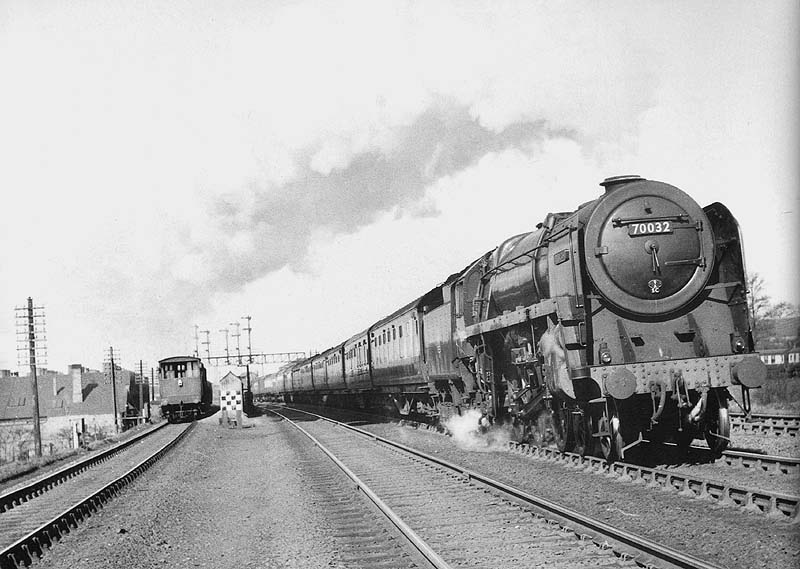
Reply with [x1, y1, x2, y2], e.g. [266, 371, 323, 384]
[294, 403, 800, 475]
[730, 412, 800, 436]
[647, 441, 800, 476]
[282, 405, 799, 519]
[716, 448, 800, 475]
[274, 405, 724, 569]
[0, 422, 194, 569]
[505, 442, 799, 520]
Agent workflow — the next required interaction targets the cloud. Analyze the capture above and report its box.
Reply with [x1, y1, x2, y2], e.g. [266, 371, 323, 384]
[3, 1, 795, 371]
[191, 102, 558, 293]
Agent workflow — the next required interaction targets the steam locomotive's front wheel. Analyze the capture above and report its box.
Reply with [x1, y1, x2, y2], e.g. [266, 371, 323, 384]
[704, 403, 731, 455]
[597, 413, 624, 462]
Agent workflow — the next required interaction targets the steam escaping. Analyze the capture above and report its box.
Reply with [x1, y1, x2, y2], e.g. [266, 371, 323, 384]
[444, 409, 513, 452]
[189, 103, 554, 296]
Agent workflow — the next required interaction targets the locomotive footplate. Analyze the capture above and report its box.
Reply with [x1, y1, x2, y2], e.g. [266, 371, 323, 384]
[589, 354, 767, 400]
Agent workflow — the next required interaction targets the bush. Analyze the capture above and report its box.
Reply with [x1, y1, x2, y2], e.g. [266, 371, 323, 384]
[0, 448, 81, 485]
[749, 374, 800, 413]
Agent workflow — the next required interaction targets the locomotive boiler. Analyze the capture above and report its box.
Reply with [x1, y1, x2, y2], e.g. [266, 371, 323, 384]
[268, 175, 767, 461]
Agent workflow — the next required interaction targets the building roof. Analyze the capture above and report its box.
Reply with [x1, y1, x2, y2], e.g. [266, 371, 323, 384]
[0, 369, 134, 421]
[219, 372, 243, 389]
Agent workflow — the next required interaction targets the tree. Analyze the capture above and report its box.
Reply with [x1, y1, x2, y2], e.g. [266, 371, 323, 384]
[747, 273, 771, 338]
[766, 301, 800, 319]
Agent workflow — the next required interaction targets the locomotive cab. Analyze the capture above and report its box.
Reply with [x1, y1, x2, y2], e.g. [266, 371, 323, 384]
[159, 356, 211, 422]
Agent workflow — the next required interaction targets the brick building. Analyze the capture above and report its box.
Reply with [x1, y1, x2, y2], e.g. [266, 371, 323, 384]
[0, 364, 145, 462]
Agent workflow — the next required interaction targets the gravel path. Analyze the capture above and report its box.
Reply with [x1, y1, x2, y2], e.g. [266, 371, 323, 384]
[731, 431, 800, 458]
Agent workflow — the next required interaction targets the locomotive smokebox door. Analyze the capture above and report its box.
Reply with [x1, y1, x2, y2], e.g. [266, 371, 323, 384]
[584, 178, 715, 316]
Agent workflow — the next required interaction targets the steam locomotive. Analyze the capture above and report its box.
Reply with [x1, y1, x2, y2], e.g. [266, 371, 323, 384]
[158, 356, 213, 422]
[256, 175, 767, 460]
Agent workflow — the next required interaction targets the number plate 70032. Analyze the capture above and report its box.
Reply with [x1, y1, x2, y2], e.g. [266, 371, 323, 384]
[628, 221, 674, 236]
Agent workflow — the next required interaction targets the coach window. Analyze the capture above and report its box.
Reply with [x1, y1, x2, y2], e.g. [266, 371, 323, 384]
[392, 326, 396, 341]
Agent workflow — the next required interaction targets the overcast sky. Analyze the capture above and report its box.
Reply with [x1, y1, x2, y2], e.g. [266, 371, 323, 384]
[1, 1, 797, 374]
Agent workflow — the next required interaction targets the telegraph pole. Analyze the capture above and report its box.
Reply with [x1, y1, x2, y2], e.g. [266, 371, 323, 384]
[138, 360, 145, 423]
[241, 316, 253, 398]
[105, 347, 120, 433]
[26, 298, 42, 457]
[193, 325, 200, 357]
[15, 298, 45, 458]
[230, 322, 241, 365]
[242, 315, 253, 363]
[201, 330, 211, 364]
[149, 366, 155, 416]
[220, 328, 230, 365]
[150, 366, 156, 405]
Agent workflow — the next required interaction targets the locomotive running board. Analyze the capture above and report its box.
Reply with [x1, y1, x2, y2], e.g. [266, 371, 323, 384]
[465, 297, 581, 338]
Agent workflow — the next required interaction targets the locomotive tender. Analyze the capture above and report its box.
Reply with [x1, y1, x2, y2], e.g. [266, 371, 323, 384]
[158, 356, 213, 422]
[260, 175, 767, 460]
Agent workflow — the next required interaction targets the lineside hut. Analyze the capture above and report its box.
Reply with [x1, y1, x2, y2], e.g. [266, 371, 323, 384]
[219, 372, 243, 428]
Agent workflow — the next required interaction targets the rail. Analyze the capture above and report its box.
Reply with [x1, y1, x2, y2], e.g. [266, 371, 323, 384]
[278, 406, 724, 569]
[0, 422, 193, 569]
[0, 422, 168, 514]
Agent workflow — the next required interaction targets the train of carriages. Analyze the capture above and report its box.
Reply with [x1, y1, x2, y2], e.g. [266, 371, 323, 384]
[254, 175, 767, 460]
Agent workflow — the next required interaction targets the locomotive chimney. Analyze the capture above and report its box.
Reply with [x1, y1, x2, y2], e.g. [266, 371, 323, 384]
[600, 175, 643, 192]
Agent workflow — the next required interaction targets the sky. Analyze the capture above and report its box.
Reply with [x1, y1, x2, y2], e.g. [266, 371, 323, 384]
[0, 1, 797, 375]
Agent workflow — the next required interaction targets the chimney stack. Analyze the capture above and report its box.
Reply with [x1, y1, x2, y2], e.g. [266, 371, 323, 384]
[69, 364, 83, 403]
[600, 175, 643, 193]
